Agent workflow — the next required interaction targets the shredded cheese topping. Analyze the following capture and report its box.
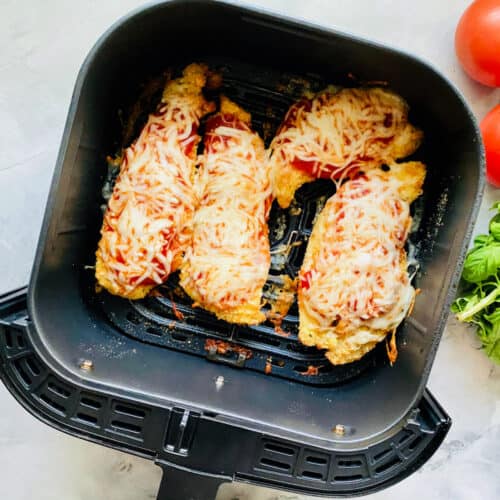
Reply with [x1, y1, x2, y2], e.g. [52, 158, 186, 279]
[180, 112, 272, 313]
[270, 88, 421, 180]
[96, 64, 214, 298]
[300, 170, 415, 337]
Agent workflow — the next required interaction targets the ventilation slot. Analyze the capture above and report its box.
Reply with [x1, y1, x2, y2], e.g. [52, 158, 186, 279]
[293, 365, 307, 373]
[81, 397, 102, 410]
[399, 433, 427, 459]
[4, 329, 13, 348]
[290, 242, 307, 266]
[25, 357, 41, 376]
[286, 342, 318, 355]
[75, 413, 98, 426]
[373, 447, 392, 462]
[16, 332, 26, 348]
[236, 330, 282, 347]
[338, 459, 362, 467]
[264, 443, 295, 456]
[256, 440, 298, 476]
[146, 327, 163, 337]
[334, 474, 363, 481]
[408, 435, 424, 451]
[298, 451, 329, 482]
[111, 420, 142, 434]
[39, 394, 66, 415]
[48, 382, 71, 398]
[171, 332, 189, 343]
[182, 313, 232, 338]
[270, 357, 285, 367]
[259, 458, 291, 471]
[318, 364, 336, 374]
[13, 359, 32, 387]
[126, 312, 141, 325]
[398, 431, 413, 446]
[306, 455, 328, 465]
[300, 470, 324, 480]
[375, 456, 402, 474]
[115, 404, 146, 419]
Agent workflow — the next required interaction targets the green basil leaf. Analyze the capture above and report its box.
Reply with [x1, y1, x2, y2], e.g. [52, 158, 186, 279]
[482, 320, 500, 364]
[490, 213, 500, 241]
[473, 234, 494, 248]
[484, 307, 500, 324]
[474, 319, 492, 342]
[462, 245, 500, 283]
[452, 294, 479, 313]
[491, 201, 500, 212]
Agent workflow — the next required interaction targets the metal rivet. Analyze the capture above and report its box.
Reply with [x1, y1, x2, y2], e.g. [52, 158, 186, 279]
[215, 375, 224, 389]
[333, 424, 346, 436]
[79, 359, 94, 371]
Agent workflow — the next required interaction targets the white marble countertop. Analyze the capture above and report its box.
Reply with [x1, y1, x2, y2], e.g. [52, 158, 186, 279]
[1, 1, 500, 499]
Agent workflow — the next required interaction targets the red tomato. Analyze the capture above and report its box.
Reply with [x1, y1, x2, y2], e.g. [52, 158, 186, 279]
[481, 105, 500, 187]
[455, 0, 500, 87]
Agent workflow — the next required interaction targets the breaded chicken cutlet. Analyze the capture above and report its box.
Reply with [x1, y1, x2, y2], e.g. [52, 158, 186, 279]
[298, 161, 426, 365]
[269, 87, 423, 208]
[180, 96, 272, 324]
[96, 64, 215, 299]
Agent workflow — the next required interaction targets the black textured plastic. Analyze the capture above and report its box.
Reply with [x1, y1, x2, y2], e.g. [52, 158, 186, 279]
[0, 289, 451, 498]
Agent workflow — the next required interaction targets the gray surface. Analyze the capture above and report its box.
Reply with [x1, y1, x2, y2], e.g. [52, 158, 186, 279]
[1, 0, 500, 499]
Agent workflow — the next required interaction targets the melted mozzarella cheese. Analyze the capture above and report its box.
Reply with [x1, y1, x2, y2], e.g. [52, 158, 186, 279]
[269, 88, 422, 208]
[180, 108, 271, 322]
[96, 64, 214, 299]
[300, 171, 415, 337]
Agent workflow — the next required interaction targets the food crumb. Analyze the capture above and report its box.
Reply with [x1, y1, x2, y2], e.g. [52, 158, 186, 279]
[169, 294, 185, 320]
[265, 275, 298, 336]
[205, 339, 253, 360]
[386, 329, 398, 365]
[265, 357, 272, 374]
[300, 365, 320, 376]
[274, 325, 290, 337]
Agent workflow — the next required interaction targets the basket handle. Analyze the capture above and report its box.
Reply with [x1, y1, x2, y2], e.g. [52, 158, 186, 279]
[156, 461, 229, 500]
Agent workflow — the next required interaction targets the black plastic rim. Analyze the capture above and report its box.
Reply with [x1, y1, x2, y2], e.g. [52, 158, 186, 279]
[1, 288, 451, 499]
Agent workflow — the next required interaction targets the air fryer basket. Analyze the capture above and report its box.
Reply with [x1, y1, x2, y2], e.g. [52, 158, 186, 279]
[0, 1, 483, 498]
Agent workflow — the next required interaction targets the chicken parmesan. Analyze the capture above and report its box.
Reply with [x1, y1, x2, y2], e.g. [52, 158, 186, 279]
[180, 96, 272, 324]
[95, 64, 215, 299]
[298, 161, 426, 365]
[269, 87, 423, 208]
